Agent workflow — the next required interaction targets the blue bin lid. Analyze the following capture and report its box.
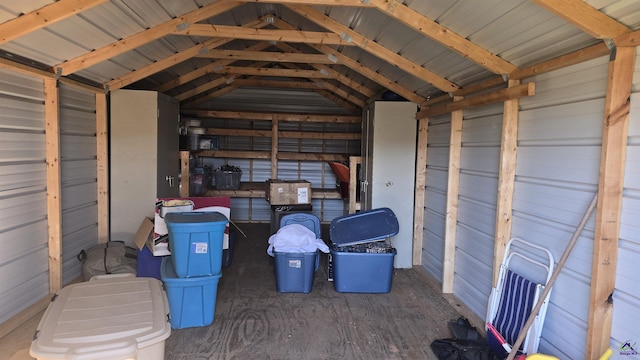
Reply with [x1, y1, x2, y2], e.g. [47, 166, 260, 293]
[164, 211, 228, 225]
[329, 207, 399, 246]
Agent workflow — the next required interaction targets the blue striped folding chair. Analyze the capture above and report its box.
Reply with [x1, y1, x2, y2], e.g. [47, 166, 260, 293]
[485, 238, 554, 358]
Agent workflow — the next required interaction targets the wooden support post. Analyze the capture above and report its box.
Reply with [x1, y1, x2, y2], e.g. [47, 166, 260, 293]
[44, 78, 62, 294]
[271, 115, 279, 178]
[413, 118, 428, 265]
[586, 46, 635, 360]
[492, 79, 521, 285]
[442, 98, 463, 293]
[96, 92, 108, 244]
[348, 156, 361, 214]
[180, 150, 190, 197]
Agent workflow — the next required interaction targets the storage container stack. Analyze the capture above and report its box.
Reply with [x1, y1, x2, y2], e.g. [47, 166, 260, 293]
[161, 212, 228, 329]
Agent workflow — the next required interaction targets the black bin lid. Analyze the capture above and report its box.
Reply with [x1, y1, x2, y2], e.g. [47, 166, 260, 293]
[329, 207, 399, 247]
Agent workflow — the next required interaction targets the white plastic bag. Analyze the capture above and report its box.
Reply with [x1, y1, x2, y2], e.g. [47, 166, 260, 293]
[267, 224, 329, 256]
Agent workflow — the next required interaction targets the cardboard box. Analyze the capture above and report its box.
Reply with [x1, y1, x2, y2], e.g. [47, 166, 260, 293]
[266, 179, 312, 205]
[134, 216, 170, 256]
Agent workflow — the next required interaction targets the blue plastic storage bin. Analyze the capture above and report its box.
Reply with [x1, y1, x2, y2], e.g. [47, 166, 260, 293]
[274, 251, 318, 293]
[279, 213, 322, 271]
[137, 246, 164, 280]
[329, 208, 399, 293]
[164, 211, 228, 277]
[161, 257, 221, 329]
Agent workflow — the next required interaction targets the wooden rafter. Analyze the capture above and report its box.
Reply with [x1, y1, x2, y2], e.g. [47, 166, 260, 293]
[613, 28, 640, 47]
[107, 18, 270, 90]
[175, 62, 268, 102]
[176, 25, 354, 46]
[55, 0, 242, 75]
[532, 0, 631, 39]
[0, 0, 108, 45]
[368, 0, 516, 75]
[285, 3, 459, 92]
[272, 19, 425, 103]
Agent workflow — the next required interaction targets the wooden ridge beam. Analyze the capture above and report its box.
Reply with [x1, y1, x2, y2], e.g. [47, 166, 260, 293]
[417, 82, 535, 118]
[55, 0, 241, 75]
[286, 4, 458, 93]
[0, 0, 108, 45]
[176, 24, 353, 46]
[532, 0, 631, 39]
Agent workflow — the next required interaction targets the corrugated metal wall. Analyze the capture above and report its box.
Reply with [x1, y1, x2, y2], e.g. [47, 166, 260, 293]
[614, 52, 640, 355]
[420, 54, 634, 358]
[59, 84, 98, 285]
[0, 68, 48, 324]
[421, 114, 450, 280]
[516, 56, 608, 359]
[454, 103, 503, 316]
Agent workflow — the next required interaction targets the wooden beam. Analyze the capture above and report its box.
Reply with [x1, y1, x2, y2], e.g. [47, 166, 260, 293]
[182, 109, 361, 123]
[216, 66, 333, 79]
[417, 82, 535, 118]
[197, 150, 271, 159]
[271, 115, 278, 178]
[44, 78, 62, 294]
[197, 49, 336, 64]
[95, 92, 108, 244]
[349, 156, 361, 214]
[56, 0, 242, 75]
[233, 78, 324, 90]
[274, 42, 376, 98]
[174, 62, 269, 102]
[510, 42, 611, 80]
[153, 41, 271, 92]
[0, 0, 108, 45]
[532, 0, 631, 39]
[492, 79, 520, 286]
[286, 4, 459, 93]
[180, 151, 189, 197]
[107, 18, 268, 90]
[614, 28, 640, 47]
[177, 24, 353, 45]
[412, 118, 428, 265]
[369, 0, 516, 75]
[205, 127, 359, 140]
[271, 19, 425, 103]
[442, 97, 463, 294]
[0, 57, 101, 93]
[586, 46, 635, 360]
[278, 152, 349, 162]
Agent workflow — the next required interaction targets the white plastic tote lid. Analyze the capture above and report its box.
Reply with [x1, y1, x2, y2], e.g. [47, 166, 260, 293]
[30, 274, 171, 360]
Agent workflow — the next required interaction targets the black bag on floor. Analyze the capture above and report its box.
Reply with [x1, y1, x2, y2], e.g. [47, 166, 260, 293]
[77, 241, 137, 281]
[431, 317, 498, 360]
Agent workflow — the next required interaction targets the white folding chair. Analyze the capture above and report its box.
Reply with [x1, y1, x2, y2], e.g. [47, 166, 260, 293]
[485, 238, 555, 357]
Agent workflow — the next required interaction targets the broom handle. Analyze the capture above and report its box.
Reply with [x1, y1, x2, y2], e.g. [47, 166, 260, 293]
[506, 193, 598, 360]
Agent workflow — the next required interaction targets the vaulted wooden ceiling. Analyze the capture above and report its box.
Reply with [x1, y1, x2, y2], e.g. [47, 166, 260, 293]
[1, 0, 639, 115]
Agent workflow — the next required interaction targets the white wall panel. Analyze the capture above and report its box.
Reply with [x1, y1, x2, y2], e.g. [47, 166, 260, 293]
[0, 68, 48, 323]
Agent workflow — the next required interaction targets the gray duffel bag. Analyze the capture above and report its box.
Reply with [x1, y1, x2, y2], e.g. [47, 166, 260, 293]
[77, 241, 137, 281]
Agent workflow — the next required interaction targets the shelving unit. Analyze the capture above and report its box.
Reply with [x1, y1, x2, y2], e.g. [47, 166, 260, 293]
[179, 110, 362, 202]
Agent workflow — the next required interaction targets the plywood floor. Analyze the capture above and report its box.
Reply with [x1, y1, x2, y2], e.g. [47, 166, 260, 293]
[1, 223, 475, 360]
